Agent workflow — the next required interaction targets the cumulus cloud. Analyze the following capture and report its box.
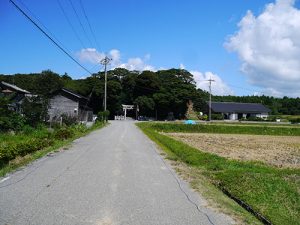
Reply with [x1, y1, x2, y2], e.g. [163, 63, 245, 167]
[191, 71, 234, 96]
[77, 48, 105, 64]
[119, 56, 155, 71]
[225, 0, 300, 97]
[77, 48, 155, 71]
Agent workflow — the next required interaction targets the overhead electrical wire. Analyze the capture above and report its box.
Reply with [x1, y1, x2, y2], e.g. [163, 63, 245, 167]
[79, 0, 101, 51]
[67, 0, 94, 48]
[9, 0, 93, 75]
[16, 0, 68, 52]
[56, 0, 102, 73]
[56, 0, 87, 50]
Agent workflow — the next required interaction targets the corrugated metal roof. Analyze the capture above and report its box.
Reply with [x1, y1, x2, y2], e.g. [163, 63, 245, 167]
[0, 81, 31, 94]
[210, 102, 271, 113]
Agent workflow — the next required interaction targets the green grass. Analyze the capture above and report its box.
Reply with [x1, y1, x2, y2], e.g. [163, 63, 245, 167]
[137, 122, 300, 225]
[0, 122, 106, 177]
[149, 122, 300, 136]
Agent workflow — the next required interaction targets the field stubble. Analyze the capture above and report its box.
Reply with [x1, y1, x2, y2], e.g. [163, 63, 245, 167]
[167, 133, 300, 168]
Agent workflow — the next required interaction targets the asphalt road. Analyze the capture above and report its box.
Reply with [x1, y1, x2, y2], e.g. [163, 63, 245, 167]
[0, 121, 234, 225]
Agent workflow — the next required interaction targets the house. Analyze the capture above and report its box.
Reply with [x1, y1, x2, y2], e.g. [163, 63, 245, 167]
[210, 102, 271, 120]
[0, 81, 33, 113]
[48, 88, 93, 122]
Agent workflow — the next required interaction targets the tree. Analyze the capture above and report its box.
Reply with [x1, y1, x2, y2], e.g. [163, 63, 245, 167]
[134, 96, 155, 116]
[34, 70, 63, 96]
[0, 97, 25, 131]
[22, 96, 48, 127]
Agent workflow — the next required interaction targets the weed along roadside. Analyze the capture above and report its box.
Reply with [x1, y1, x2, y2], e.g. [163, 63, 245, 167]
[0, 122, 107, 177]
[137, 122, 300, 225]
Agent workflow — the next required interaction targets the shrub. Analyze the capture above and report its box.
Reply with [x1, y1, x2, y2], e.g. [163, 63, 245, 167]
[0, 113, 25, 132]
[97, 110, 110, 122]
[0, 136, 54, 164]
[97, 111, 104, 122]
[54, 126, 74, 140]
[61, 114, 78, 126]
[211, 113, 224, 120]
[290, 118, 300, 124]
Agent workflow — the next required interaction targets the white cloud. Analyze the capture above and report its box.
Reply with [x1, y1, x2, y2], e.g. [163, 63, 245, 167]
[119, 57, 155, 71]
[77, 48, 155, 71]
[179, 63, 185, 69]
[191, 71, 234, 96]
[76, 48, 105, 64]
[225, 0, 300, 97]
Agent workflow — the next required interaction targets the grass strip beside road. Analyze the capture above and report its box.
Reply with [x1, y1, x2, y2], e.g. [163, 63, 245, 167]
[0, 122, 106, 177]
[150, 122, 300, 136]
[137, 122, 300, 225]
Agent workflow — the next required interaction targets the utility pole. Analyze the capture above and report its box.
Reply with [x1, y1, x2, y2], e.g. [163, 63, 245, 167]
[207, 78, 215, 122]
[100, 56, 111, 111]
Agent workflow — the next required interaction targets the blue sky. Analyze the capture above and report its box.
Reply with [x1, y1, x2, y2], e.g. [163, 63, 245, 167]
[1, 0, 300, 97]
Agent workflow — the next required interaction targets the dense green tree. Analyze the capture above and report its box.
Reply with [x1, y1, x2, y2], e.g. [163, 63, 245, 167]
[1, 69, 300, 120]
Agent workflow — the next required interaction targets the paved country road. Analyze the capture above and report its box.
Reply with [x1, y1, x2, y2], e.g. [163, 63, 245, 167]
[0, 121, 234, 225]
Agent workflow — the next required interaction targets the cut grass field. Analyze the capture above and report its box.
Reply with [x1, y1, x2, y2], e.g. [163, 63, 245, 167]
[137, 122, 300, 225]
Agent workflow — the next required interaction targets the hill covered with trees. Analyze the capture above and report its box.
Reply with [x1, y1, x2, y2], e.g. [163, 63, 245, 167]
[1, 68, 299, 119]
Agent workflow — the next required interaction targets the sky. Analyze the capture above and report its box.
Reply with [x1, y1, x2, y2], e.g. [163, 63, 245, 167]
[1, 0, 300, 97]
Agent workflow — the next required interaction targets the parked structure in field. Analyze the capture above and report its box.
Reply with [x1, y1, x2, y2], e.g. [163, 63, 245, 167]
[210, 102, 271, 120]
[0, 81, 33, 113]
[48, 88, 93, 122]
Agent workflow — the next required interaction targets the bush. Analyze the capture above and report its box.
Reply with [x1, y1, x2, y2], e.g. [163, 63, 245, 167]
[211, 113, 224, 120]
[53, 126, 74, 140]
[0, 136, 54, 163]
[0, 113, 26, 132]
[97, 110, 110, 122]
[61, 114, 78, 126]
[290, 118, 300, 124]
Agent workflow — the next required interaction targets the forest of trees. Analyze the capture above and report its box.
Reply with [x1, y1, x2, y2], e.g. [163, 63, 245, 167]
[1, 68, 300, 119]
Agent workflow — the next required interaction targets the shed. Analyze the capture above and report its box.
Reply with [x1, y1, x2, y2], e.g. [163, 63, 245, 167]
[210, 102, 271, 120]
[48, 88, 93, 122]
[0, 81, 32, 113]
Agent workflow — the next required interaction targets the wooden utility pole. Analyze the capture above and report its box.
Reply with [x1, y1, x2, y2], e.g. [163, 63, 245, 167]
[100, 56, 111, 111]
[208, 78, 215, 121]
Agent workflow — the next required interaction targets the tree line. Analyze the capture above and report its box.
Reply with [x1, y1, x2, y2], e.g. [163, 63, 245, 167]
[1, 69, 299, 119]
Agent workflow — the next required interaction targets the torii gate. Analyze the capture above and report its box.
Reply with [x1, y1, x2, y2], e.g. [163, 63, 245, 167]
[122, 104, 135, 120]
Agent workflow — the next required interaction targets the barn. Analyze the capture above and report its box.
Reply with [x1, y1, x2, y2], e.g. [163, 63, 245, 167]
[48, 88, 93, 122]
[210, 102, 271, 120]
[0, 81, 33, 113]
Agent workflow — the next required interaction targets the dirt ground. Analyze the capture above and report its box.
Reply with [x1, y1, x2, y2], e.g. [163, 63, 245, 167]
[167, 133, 300, 168]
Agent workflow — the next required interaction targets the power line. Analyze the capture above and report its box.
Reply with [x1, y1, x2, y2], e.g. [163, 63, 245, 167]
[79, 0, 101, 50]
[16, 0, 69, 52]
[55, 0, 102, 75]
[9, 0, 93, 75]
[56, 0, 87, 49]
[68, 0, 94, 48]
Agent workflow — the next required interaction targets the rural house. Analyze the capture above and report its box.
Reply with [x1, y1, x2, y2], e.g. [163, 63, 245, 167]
[210, 102, 271, 120]
[0, 81, 33, 113]
[48, 88, 93, 122]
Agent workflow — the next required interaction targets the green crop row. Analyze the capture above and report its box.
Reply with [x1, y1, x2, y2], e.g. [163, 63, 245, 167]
[149, 122, 300, 136]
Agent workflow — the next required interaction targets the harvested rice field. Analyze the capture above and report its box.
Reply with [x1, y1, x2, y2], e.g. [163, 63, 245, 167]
[167, 133, 300, 168]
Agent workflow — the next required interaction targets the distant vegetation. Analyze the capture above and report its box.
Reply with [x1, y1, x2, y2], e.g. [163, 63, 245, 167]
[1, 69, 300, 120]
